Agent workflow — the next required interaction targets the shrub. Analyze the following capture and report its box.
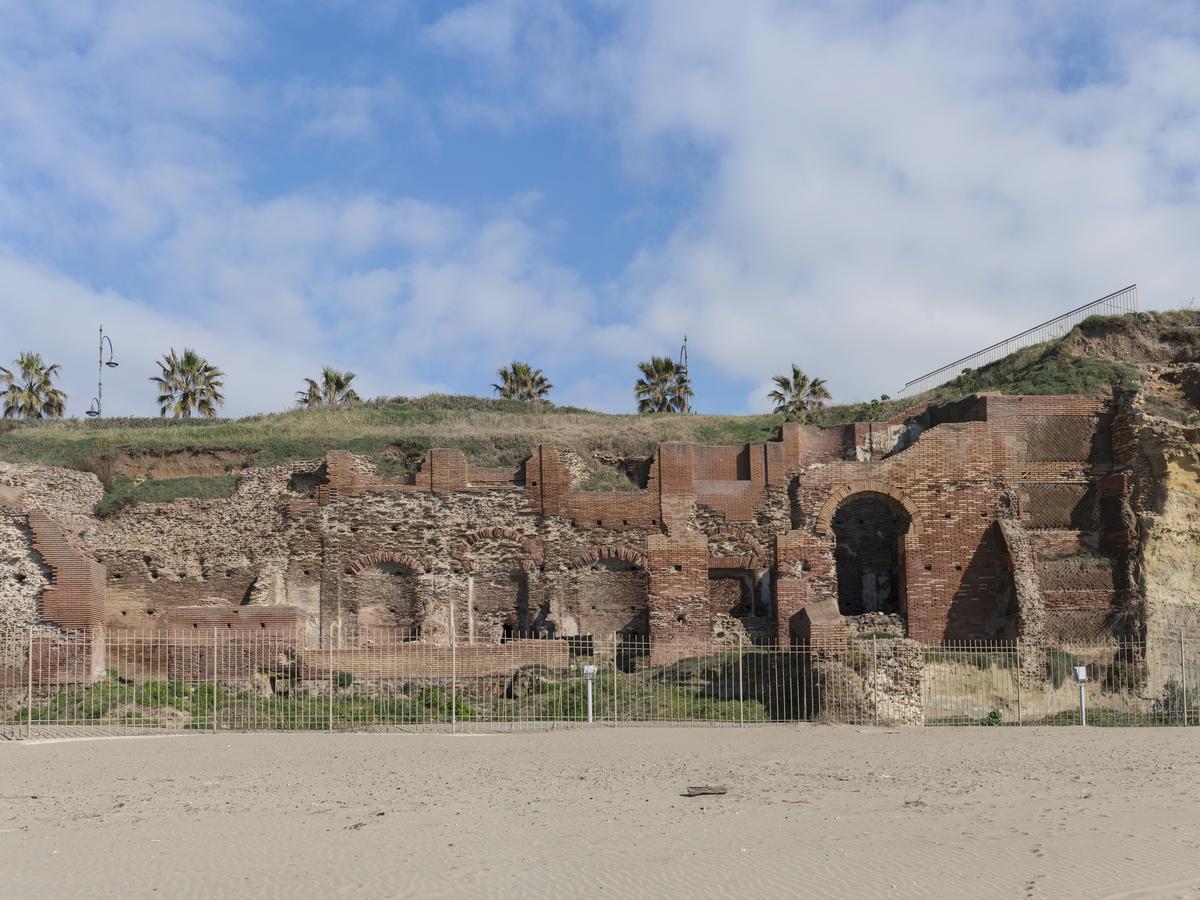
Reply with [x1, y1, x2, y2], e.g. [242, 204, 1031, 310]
[1046, 649, 1080, 688]
[577, 467, 639, 492]
[1157, 678, 1198, 724]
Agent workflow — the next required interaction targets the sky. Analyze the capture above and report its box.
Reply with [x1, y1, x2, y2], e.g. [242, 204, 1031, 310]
[2, 0, 1199, 418]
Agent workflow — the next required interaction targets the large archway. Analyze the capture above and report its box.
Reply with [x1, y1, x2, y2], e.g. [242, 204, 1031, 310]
[343, 554, 425, 640]
[829, 492, 913, 618]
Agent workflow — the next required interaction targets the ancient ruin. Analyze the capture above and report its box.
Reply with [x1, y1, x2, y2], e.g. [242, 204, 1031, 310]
[3, 384, 1197, 694]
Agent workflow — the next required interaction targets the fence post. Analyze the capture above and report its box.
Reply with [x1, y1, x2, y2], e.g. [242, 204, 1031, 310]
[872, 636, 879, 727]
[612, 633, 618, 728]
[328, 626, 335, 733]
[211, 628, 218, 734]
[738, 632, 745, 727]
[1182, 631, 1189, 728]
[1015, 643, 1022, 727]
[451, 630, 457, 733]
[27, 626, 34, 740]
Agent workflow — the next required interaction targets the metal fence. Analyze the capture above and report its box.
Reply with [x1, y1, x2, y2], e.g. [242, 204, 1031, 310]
[2, 628, 1196, 738]
[899, 284, 1140, 396]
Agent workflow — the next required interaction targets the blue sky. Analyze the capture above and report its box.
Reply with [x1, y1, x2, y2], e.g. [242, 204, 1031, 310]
[2, 1, 1199, 417]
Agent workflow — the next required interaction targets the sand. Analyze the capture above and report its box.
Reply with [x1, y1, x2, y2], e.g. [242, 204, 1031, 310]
[2, 726, 1199, 899]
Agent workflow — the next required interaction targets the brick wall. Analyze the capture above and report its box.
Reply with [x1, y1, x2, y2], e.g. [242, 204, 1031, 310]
[0, 392, 1147, 657]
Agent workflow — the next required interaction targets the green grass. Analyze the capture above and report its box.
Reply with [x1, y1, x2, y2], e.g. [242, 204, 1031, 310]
[6, 665, 768, 730]
[10, 655, 1189, 729]
[923, 648, 1019, 670]
[926, 710, 1014, 726]
[95, 474, 240, 517]
[925, 341, 1141, 400]
[0, 396, 785, 477]
[1032, 708, 1183, 727]
[0, 309, 1194, 488]
[1045, 649, 1082, 688]
[577, 468, 640, 491]
[8, 676, 480, 730]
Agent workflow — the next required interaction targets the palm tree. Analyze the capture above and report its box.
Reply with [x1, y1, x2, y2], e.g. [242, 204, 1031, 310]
[492, 361, 552, 404]
[297, 367, 360, 408]
[150, 348, 225, 418]
[767, 365, 831, 416]
[635, 356, 693, 413]
[0, 352, 67, 418]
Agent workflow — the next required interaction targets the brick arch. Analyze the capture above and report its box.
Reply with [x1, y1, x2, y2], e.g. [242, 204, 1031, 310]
[345, 552, 427, 576]
[451, 527, 544, 573]
[565, 546, 648, 571]
[705, 525, 769, 569]
[814, 480, 924, 545]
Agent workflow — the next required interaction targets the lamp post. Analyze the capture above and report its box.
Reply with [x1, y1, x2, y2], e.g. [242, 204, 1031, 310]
[85, 325, 118, 418]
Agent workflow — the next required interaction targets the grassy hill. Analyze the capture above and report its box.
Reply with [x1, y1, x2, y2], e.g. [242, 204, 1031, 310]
[2, 309, 1197, 515]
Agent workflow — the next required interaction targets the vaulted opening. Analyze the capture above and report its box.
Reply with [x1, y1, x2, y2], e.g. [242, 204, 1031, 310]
[347, 561, 422, 639]
[831, 493, 911, 618]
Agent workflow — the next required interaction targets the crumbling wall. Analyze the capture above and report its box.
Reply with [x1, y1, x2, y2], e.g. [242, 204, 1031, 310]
[91, 462, 317, 627]
[0, 514, 49, 628]
[0, 462, 104, 533]
[813, 639, 925, 725]
[1126, 405, 1200, 691]
[995, 519, 1042, 641]
[1, 391, 1184, 661]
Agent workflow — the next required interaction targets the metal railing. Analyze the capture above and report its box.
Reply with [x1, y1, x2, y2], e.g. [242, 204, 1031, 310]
[2, 627, 1195, 737]
[899, 284, 1140, 396]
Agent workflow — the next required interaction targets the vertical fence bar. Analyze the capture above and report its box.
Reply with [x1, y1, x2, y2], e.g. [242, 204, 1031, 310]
[612, 633, 618, 728]
[211, 628, 218, 734]
[1182, 631, 1189, 728]
[1015, 643, 1022, 727]
[872, 636, 879, 726]
[26, 626, 34, 740]
[737, 633, 745, 727]
[328, 627, 334, 733]
[450, 632, 458, 733]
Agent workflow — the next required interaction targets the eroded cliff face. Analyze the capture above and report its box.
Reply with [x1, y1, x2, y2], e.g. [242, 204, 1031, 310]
[1126, 404, 1200, 687]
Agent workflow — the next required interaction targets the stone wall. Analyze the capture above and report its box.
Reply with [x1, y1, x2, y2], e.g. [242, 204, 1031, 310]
[1122, 400, 1200, 691]
[2, 391, 1193, 672]
[0, 514, 49, 629]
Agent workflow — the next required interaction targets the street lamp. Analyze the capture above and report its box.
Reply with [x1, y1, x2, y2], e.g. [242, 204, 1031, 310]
[86, 325, 118, 418]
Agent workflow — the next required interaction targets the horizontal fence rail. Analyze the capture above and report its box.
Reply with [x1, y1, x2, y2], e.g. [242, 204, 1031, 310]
[900, 284, 1139, 396]
[2, 627, 1196, 738]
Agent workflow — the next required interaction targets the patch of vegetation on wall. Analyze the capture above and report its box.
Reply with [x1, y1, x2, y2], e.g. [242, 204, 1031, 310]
[577, 468, 641, 492]
[95, 474, 240, 518]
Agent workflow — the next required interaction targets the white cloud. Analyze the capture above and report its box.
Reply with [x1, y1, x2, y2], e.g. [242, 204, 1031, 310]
[433, 0, 1200, 403]
[286, 78, 436, 144]
[425, 0, 611, 128]
[5, 0, 1200, 423]
[627, 2, 1200, 400]
[0, 250, 323, 418]
[0, 1, 610, 416]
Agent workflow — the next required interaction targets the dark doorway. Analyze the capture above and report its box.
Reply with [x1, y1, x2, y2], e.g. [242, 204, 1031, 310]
[831, 495, 910, 616]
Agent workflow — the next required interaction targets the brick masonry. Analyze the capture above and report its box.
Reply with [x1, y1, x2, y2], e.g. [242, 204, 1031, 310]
[0, 391, 1172, 665]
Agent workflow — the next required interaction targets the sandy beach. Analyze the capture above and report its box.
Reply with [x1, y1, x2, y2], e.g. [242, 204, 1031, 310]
[3, 727, 1199, 899]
